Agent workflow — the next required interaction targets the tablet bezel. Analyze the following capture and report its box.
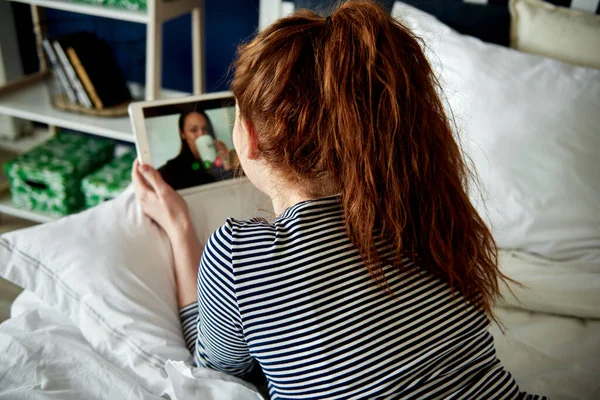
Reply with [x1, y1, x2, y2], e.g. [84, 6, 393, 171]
[127, 91, 236, 197]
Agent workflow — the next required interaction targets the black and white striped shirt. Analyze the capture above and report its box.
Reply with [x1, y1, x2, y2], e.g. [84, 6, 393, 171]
[180, 196, 546, 399]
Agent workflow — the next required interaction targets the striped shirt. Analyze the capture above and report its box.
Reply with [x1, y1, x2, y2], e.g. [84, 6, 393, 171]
[180, 196, 546, 399]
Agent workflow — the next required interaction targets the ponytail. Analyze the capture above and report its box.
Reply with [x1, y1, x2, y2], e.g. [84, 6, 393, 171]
[232, 0, 507, 320]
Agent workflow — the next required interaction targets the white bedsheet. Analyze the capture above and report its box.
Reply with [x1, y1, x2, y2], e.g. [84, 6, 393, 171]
[490, 251, 600, 399]
[0, 292, 263, 400]
[492, 308, 600, 399]
[0, 302, 161, 400]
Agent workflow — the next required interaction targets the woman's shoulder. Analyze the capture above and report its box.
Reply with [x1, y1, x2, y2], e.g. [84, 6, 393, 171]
[221, 216, 275, 236]
[210, 217, 274, 240]
[204, 217, 275, 261]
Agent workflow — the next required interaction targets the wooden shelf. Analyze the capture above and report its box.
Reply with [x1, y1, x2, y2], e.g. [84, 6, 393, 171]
[7, 0, 146, 23]
[0, 79, 188, 143]
[0, 191, 59, 223]
[6, 0, 203, 24]
[0, 0, 205, 224]
[0, 127, 53, 154]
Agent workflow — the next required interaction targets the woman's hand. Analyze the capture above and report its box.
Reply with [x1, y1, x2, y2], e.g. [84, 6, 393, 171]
[132, 159, 201, 307]
[132, 159, 191, 239]
[214, 140, 232, 170]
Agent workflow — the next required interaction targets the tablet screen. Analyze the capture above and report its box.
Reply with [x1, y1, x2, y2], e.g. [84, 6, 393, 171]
[142, 97, 237, 191]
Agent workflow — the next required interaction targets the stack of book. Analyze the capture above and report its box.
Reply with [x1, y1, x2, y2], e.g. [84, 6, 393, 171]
[42, 32, 132, 111]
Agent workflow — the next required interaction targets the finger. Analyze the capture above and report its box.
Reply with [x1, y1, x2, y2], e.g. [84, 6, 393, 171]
[215, 140, 227, 151]
[131, 158, 139, 180]
[132, 159, 154, 194]
[139, 164, 171, 197]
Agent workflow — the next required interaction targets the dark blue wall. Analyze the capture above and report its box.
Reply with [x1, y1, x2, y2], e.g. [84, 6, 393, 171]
[42, 0, 259, 93]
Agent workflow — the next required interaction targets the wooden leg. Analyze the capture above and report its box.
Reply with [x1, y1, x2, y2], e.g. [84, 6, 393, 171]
[145, 0, 162, 100]
[30, 5, 47, 72]
[191, 2, 205, 95]
[31, 6, 59, 135]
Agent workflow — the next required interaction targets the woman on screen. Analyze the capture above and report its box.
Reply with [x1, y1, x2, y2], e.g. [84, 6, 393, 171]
[158, 110, 233, 190]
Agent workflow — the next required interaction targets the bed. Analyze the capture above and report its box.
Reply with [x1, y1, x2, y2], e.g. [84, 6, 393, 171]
[1, 1, 599, 399]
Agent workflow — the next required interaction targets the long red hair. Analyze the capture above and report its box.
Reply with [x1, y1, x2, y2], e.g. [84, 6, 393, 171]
[232, 0, 508, 319]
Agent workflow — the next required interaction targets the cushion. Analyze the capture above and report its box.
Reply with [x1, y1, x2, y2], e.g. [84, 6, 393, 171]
[392, 2, 600, 262]
[509, 0, 600, 69]
[0, 178, 269, 395]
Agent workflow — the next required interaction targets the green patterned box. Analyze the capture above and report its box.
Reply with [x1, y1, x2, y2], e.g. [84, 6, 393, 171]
[81, 150, 136, 208]
[3, 133, 115, 216]
[73, 0, 147, 11]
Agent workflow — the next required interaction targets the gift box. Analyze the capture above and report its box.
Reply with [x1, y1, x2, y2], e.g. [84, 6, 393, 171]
[3, 133, 115, 216]
[72, 0, 147, 11]
[81, 151, 136, 208]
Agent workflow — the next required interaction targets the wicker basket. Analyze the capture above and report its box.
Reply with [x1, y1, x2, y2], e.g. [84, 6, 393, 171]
[42, 20, 144, 118]
[51, 93, 130, 117]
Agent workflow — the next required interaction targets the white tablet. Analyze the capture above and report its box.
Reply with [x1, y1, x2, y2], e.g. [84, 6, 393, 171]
[128, 91, 237, 196]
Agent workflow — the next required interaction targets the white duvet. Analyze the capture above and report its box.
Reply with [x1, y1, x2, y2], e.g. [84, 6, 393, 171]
[0, 292, 262, 400]
[491, 252, 600, 400]
[1, 252, 599, 400]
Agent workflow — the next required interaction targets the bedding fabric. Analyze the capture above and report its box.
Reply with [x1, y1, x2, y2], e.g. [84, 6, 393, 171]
[6, 267, 599, 400]
[0, 292, 262, 400]
[491, 307, 600, 400]
[497, 250, 600, 319]
[392, 2, 600, 262]
[0, 179, 268, 395]
[0, 301, 162, 400]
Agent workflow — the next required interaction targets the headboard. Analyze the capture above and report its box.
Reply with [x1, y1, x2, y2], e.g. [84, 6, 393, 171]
[261, 0, 600, 47]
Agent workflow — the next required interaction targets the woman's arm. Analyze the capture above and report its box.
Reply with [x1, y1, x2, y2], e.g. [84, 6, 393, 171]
[169, 220, 202, 307]
[132, 159, 201, 307]
[133, 160, 258, 382]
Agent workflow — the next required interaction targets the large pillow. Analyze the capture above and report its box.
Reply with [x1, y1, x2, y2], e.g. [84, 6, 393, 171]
[393, 2, 600, 262]
[509, 0, 600, 69]
[0, 178, 269, 395]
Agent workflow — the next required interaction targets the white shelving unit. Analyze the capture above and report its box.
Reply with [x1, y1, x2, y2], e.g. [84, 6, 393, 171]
[0, 0, 206, 223]
[7, 0, 148, 23]
[0, 127, 53, 153]
[0, 192, 57, 223]
[6, 0, 206, 99]
[0, 80, 188, 143]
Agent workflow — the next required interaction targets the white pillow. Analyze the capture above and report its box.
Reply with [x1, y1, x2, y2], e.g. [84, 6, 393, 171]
[509, 0, 600, 69]
[0, 178, 269, 395]
[393, 2, 600, 262]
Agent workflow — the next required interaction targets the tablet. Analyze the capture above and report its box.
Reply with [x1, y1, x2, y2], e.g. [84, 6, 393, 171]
[128, 91, 237, 195]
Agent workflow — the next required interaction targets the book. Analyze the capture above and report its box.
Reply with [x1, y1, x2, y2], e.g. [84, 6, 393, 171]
[66, 47, 102, 109]
[64, 33, 132, 109]
[52, 39, 93, 108]
[42, 38, 78, 104]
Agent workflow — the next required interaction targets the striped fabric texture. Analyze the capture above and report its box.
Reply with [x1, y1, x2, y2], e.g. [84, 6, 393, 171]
[180, 196, 547, 399]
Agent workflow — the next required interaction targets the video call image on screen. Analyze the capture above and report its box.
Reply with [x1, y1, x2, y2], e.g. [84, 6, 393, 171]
[143, 99, 236, 191]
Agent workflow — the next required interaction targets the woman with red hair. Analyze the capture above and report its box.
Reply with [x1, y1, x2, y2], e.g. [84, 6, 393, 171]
[133, 1, 545, 398]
